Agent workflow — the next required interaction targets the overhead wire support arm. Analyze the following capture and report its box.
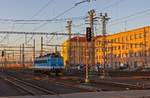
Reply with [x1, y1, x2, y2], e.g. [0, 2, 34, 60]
[0, 31, 84, 36]
[0, 45, 33, 49]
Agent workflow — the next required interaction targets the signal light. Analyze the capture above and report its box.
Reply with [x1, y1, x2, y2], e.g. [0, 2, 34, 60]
[2, 50, 4, 57]
[86, 27, 92, 42]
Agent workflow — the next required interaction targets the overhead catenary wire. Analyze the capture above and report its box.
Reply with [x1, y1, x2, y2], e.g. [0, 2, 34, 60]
[105, 8, 150, 33]
[31, 0, 55, 19]
[46, 28, 66, 44]
[26, 7, 75, 44]
[32, 7, 75, 31]
[97, 0, 124, 12]
[26, 0, 92, 44]
[110, 8, 150, 24]
[4, 0, 149, 45]
[0, 22, 15, 43]
[17, 0, 55, 30]
[0, 16, 85, 23]
[13, 0, 55, 44]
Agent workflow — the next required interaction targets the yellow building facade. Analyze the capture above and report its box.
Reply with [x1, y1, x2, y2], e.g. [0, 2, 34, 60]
[95, 26, 150, 69]
[62, 26, 150, 69]
[61, 36, 87, 68]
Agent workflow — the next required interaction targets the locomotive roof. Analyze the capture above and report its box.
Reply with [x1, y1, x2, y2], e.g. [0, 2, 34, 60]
[36, 53, 61, 59]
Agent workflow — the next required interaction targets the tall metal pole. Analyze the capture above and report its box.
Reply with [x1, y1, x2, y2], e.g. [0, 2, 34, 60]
[86, 9, 96, 80]
[4, 49, 7, 68]
[66, 20, 72, 68]
[55, 46, 58, 53]
[144, 28, 147, 68]
[1, 51, 4, 71]
[100, 13, 110, 79]
[33, 39, 35, 63]
[41, 37, 43, 56]
[13, 50, 15, 64]
[22, 44, 25, 68]
[7, 53, 9, 68]
[110, 42, 113, 68]
[20, 45, 22, 66]
[25, 34, 27, 45]
[88, 9, 96, 68]
[85, 9, 96, 83]
[85, 41, 89, 83]
[77, 34, 80, 65]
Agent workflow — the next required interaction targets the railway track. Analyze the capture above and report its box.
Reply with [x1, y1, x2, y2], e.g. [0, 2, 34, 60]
[0, 74, 58, 96]
[4, 69, 150, 92]
[5, 70, 97, 92]
[54, 76, 149, 91]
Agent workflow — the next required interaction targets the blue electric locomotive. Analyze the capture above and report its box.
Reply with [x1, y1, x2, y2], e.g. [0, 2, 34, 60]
[33, 53, 64, 75]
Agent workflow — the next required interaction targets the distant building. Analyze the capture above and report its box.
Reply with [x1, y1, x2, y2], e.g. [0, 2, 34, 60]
[62, 26, 150, 69]
[95, 26, 150, 69]
[61, 36, 87, 68]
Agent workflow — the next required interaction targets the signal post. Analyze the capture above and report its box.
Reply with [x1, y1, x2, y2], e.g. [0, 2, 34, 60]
[85, 27, 92, 83]
[85, 9, 97, 83]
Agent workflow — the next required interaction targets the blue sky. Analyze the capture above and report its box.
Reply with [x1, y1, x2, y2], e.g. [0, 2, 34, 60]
[0, 0, 150, 46]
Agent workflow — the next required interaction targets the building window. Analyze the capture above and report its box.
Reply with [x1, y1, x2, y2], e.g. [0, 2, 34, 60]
[118, 38, 120, 42]
[118, 46, 121, 50]
[125, 53, 128, 57]
[98, 49, 100, 52]
[129, 53, 133, 57]
[126, 45, 129, 49]
[122, 45, 125, 50]
[99, 55, 101, 59]
[114, 46, 116, 50]
[130, 44, 133, 48]
[118, 54, 121, 58]
[126, 35, 129, 41]
[135, 44, 138, 48]
[139, 33, 142, 38]
[99, 41, 101, 45]
[108, 47, 111, 50]
[135, 34, 138, 39]
[134, 52, 138, 57]
[115, 46, 117, 50]
[122, 37, 124, 42]
[130, 35, 133, 40]
[111, 39, 113, 43]
[114, 38, 116, 42]
[139, 51, 142, 57]
[140, 42, 143, 48]
[114, 54, 116, 58]
[96, 42, 99, 46]
[96, 49, 98, 52]
[122, 53, 126, 57]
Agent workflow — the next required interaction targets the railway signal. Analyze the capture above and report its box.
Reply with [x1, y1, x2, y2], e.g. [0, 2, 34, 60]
[86, 27, 92, 42]
[2, 50, 5, 57]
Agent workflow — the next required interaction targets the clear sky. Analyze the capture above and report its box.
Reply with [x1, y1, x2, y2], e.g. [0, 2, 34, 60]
[0, 0, 150, 46]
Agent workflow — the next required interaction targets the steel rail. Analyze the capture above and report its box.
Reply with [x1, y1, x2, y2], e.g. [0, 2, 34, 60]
[2, 74, 58, 95]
